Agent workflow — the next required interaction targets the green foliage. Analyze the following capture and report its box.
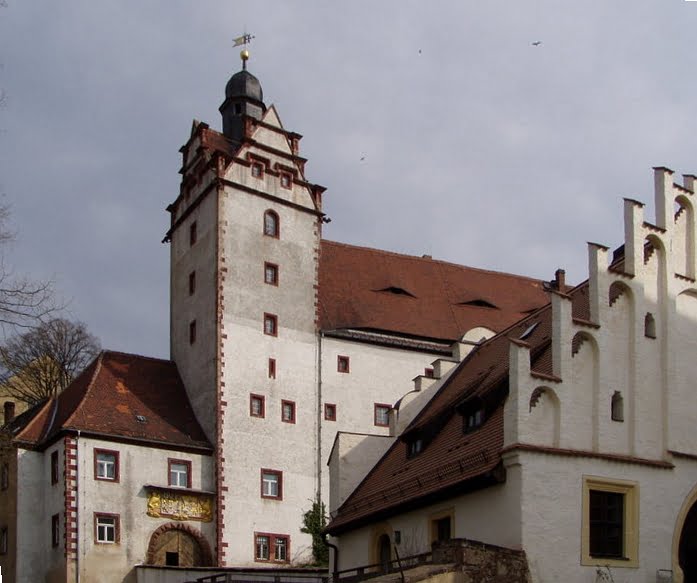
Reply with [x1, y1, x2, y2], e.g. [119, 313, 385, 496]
[301, 499, 329, 566]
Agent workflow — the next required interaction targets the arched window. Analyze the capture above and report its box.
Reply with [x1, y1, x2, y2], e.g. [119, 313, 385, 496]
[611, 391, 624, 422]
[644, 313, 656, 339]
[263, 210, 279, 238]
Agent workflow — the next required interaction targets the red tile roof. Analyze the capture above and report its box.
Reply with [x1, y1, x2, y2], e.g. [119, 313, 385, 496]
[15, 351, 212, 452]
[326, 281, 591, 535]
[318, 241, 549, 342]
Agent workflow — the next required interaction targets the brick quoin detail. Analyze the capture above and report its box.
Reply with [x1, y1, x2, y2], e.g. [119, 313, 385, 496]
[63, 436, 78, 559]
[216, 203, 228, 566]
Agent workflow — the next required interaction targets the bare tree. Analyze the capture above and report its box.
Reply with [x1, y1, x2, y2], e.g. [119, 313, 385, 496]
[0, 204, 58, 331]
[0, 318, 101, 405]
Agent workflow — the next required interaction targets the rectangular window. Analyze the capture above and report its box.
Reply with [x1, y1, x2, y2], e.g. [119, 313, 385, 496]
[189, 320, 197, 344]
[268, 358, 276, 379]
[94, 449, 119, 482]
[582, 476, 638, 567]
[251, 162, 264, 178]
[424, 367, 435, 378]
[264, 262, 279, 286]
[255, 533, 290, 562]
[168, 459, 191, 488]
[250, 394, 265, 418]
[374, 403, 391, 427]
[189, 271, 196, 295]
[429, 510, 454, 544]
[261, 469, 283, 500]
[189, 221, 197, 246]
[0, 526, 7, 554]
[281, 400, 296, 424]
[51, 514, 60, 548]
[94, 514, 119, 544]
[324, 403, 337, 421]
[1, 463, 8, 490]
[51, 450, 59, 485]
[280, 172, 292, 189]
[337, 355, 350, 373]
[264, 313, 278, 337]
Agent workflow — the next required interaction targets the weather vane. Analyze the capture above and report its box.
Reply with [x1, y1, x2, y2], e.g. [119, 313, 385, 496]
[233, 31, 255, 69]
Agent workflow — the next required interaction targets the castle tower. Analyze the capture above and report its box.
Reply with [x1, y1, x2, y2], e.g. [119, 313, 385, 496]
[166, 51, 326, 566]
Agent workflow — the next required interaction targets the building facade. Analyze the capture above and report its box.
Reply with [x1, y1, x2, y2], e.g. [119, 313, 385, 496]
[326, 168, 697, 583]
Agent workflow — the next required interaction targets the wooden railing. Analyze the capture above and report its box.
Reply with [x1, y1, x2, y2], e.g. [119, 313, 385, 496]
[333, 551, 432, 583]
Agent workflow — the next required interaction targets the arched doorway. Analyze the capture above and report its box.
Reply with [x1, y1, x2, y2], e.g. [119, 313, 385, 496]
[377, 534, 391, 573]
[146, 523, 213, 567]
[679, 502, 697, 581]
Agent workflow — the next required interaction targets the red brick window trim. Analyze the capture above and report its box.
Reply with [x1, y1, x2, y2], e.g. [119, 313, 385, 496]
[280, 172, 292, 189]
[374, 403, 391, 427]
[264, 313, 278, 337]
[94, 513, 120, 544]
[263, 210, 280, 238]
[254, 532, 290, 563]
[250, 394, 266, 418]
[337, 355, 350, 373]
[324, 403, 337, 421]
[189, 221, 197, 246]
[189, 320, 197, 344]
[264, 262, 279, 286]
[268, 358, 276, 379]
[168, 458, 192, 488]
[189, 271, 196, 295]
[51, 514, 60, 548]
[51, 450, 59, 485]
[260, 469, 283, 500]
[251, 162, 265, 179]
[94, 448, 120, 482]
[281, 400, 296, 424]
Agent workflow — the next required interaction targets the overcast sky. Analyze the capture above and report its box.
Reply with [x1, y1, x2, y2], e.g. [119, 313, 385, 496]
[1, 1, 697, 359]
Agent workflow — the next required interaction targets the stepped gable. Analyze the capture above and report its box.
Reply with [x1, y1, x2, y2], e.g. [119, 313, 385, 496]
[318, 240, 549, 341]
[15, 351, 212, 452]
[326, 280, 589, 534]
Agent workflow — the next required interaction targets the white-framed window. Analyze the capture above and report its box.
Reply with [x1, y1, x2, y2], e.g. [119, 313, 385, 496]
[261, 469, 282, 499]
[168, 459, 191, 488]
[95, 449, 118, 481]
[275, 536, 288, 561]
[95, 514, 119, 544]
[255, 534, 270, 560]
[374, 403, 391, 427]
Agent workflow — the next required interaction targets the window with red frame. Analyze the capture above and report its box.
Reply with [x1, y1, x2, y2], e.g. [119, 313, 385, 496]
[424, 367, 434, 378]
[337, 355, 350, 373]
[168, 459, 192, 488]
[268, 358, 276, 379]
[264, 262, 279, 286]
[260, 469, 283, 499]
[324, 403, 337, 421]
[51, 450, 59, 485]
[255, 533, 289, 562]
[280, 172, 292, 189]
[374, 403, 391, 427]
[94, 449, 119, 482]
[263, 211, 279, 238]
[250, 394, 265, 418]
[281, 400, 296, 424]
[251, 162, 264, 178]
[94, 513, 119, 544]
[264, 313, 278, 336]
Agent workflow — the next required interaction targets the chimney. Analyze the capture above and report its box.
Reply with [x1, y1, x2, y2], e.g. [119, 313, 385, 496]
[4, 401, 15, 425]
[554, 269, 566, 291]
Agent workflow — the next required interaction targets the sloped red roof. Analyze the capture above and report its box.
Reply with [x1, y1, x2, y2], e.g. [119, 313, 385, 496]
[15, 351, 211, 452]
[327, 281, 592, 534]
[318, 241, 549, 341]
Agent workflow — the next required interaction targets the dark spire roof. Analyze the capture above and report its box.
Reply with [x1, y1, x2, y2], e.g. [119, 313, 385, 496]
[224, 69, 263, 103]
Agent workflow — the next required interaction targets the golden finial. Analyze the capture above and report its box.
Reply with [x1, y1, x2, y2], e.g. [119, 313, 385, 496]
[233, 32, 254, 70]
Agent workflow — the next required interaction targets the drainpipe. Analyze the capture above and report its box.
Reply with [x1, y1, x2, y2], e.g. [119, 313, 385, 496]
[316, 332, 323, 503]
[326, 540, 339, 581]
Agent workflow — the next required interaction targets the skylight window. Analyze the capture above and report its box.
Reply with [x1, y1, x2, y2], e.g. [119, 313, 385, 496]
[375, 287, 415, 298]
[135, 415, 147, 423]
[519, 322, 539, 340]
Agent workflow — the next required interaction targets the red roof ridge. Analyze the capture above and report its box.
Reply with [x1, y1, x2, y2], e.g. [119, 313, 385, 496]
[63, 352, 105, 429]
[99, 349, 172, 365]
[14, 398, 53, 444]
[321, 239, 544, 284]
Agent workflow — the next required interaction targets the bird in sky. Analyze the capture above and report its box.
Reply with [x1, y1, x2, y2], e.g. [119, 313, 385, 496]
[531, 41, 542, 46]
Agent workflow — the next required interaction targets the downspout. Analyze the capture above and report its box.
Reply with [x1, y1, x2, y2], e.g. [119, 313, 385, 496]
[316, 331, 323, 503]
[326, 540, 339, 581]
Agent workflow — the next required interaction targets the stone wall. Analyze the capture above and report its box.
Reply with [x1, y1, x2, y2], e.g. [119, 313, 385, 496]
[432, 538, 530, 583]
